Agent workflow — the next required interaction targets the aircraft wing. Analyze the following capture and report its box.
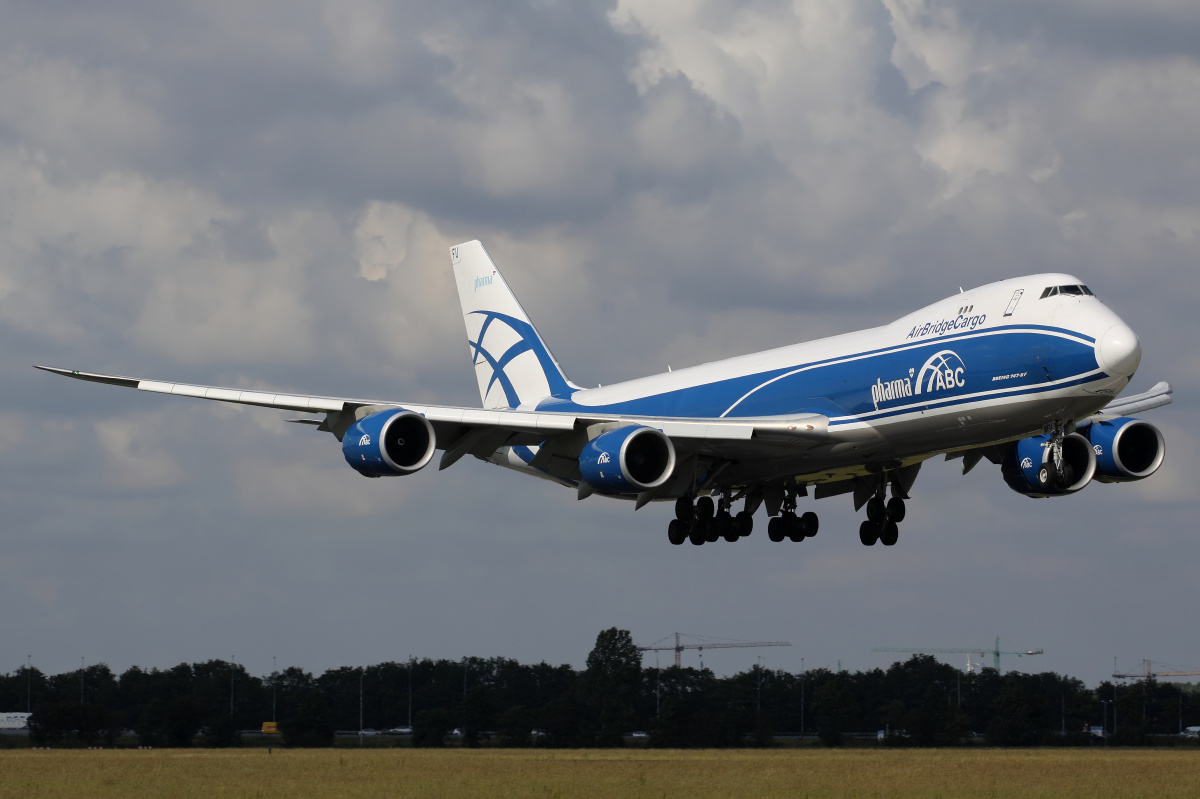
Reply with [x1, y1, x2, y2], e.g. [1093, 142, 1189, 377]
[33, 365, 829, 468]
[1095, 381, 1173, 418]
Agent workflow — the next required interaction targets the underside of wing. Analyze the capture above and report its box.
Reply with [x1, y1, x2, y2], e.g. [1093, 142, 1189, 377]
[34, 364, 832, 471]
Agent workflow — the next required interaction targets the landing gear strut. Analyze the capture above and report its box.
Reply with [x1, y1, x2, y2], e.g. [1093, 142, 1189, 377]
[766, 487, 818, 544]
[1039, 420, 1076, 491]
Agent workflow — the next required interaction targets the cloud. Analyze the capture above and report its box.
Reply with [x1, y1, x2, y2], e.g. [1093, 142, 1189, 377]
[94, 413, 186, 490]
[0, 0, 1196, 683]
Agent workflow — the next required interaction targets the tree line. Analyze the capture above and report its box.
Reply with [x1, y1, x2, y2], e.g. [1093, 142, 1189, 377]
[2, 628, 1197, 748]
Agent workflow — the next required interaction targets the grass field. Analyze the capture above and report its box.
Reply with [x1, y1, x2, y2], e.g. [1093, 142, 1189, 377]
[1, 748, 1198, 798]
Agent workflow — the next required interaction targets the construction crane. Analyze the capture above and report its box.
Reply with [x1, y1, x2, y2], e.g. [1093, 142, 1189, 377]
[873, 637, 1043, 674]
[638, 633, 791, 668]
[1113, 659, 1200, 680]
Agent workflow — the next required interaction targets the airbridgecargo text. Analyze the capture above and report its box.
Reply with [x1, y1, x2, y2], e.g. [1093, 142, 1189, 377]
[907, 313, 987, 340]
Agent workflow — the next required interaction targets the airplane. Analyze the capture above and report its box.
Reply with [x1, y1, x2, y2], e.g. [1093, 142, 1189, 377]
[37, 240, 1172, 548]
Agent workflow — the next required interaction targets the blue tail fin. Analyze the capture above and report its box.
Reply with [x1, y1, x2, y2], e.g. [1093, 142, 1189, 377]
[451, 240, 577, 409]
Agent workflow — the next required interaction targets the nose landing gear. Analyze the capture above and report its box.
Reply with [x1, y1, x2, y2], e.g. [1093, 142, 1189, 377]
[1038, 420, 1077, 491]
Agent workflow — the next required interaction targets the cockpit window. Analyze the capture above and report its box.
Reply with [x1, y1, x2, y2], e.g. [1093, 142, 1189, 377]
[1040, 284, 1094, 299]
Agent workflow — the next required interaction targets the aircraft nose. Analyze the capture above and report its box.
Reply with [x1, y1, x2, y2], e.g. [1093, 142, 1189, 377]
[1097, 324, 1142, 378]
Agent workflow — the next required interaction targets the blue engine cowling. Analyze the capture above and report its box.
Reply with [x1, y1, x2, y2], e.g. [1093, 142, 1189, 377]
[578, 425, 676, 494]
[1001, 431, 1097, 497]
[1083, 417, 1165, 483]
[341, 409, 436, 477]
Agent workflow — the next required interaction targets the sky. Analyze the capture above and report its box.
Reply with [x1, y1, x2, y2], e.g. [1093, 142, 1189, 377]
[1, 0, 1197, 689]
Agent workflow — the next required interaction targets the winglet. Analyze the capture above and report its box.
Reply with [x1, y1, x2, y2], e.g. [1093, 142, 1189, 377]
[33, 365, 140, 388]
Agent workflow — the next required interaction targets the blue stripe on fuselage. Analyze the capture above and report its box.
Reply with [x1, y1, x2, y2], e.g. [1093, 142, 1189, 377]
[536, 325, 1100, 422]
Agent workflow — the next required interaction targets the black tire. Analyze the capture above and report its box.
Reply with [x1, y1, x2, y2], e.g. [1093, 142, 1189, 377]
[1036, 461, 1057, 491]
[736, 511, 753, 537]
[715, 513, 736, 543]
[704, 515, 720, 543]
[668, 519, 687, 545]
[689, 521, 705, 546]
[768, 517, 785, 543]
[801, 511, 818, 537]
[859, 520, 878, 546]
[886, 497, 906, 523]
[786, 514, 804, 542]
[675, 496, 693, 522]
[866, 497, 885, 523]
[880, 521, 899, 546]
[1057, 462, 1075, 489]
[696, 496, 715, 519]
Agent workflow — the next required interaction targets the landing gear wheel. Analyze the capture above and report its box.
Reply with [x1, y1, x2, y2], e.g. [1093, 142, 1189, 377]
[667, 519, 687, 545]
[718, 513, 739, 543]
[880, 521, 899, 546]
[696, 496, 715, 519]
[786, 514, 805, 542]
[801, 511, 818, 537]
[1036, 461, 1057, 491]
[768, 517, 786, 543]
[859, 520, 879, 546]
[689, 520, 706, 546]
[704, 515, 720, 543]
[866, 497, 885, 523]
[886, 497, 906, 524]
[1057, 462, 1075, 490]
[675, 497, 693, 522]
[735, 511, 753, 537]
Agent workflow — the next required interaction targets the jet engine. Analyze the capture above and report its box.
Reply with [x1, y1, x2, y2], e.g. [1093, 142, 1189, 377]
[578, 425, 676, 494]
[1001, 431, 1097, 497]
[1084, 417, 1165, 483]
[341, 409, 436, 477]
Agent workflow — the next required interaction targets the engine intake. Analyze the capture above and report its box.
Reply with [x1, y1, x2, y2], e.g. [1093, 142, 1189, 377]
[579, 425, 676, 494]
[1001, 431, 1097, 497]
[1085, 417, 1165, 482]
[342, 409, 436, 477]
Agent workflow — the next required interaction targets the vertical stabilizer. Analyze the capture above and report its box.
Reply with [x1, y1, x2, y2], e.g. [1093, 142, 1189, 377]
[451, 241, 577, 409]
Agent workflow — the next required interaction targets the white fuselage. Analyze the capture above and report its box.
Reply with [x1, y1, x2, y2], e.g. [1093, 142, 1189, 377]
[492, 273, 1139, 493]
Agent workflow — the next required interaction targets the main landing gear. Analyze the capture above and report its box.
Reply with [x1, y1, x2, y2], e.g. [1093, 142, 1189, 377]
[766, 489, 818, 543]
[859, 492, 905, 547]
[667, 494, 753, 546]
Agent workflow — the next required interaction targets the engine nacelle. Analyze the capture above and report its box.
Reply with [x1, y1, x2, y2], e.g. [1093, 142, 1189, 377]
[341, 409, 436, 477]
[1084, 417, 1165, 483]
[578, 425, 676, 494]
[1001, 431, 1097, 497]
